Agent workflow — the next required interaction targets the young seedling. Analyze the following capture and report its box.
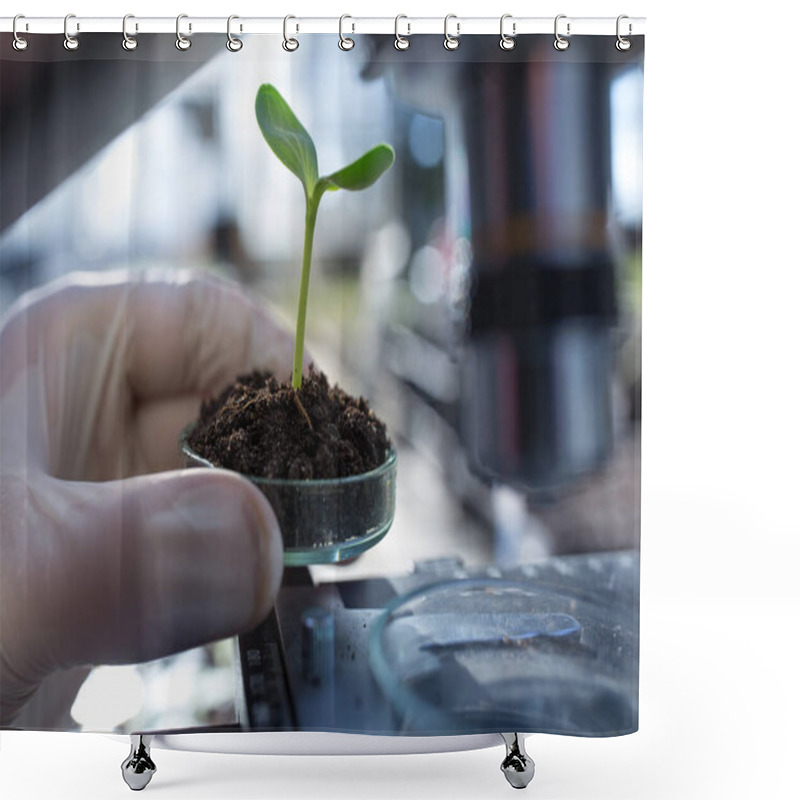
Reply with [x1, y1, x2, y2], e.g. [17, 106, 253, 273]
[255, 83, 395, 391]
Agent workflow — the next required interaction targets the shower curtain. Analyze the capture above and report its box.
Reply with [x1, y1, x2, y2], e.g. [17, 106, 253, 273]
[1, 23, 644, 744]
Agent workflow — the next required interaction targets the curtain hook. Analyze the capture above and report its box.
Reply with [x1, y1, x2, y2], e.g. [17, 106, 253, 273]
[554, 14, 570, 51]
[339, 14, 355, 51]
[63, 13, 79, 51]
[227, 15, 243, 51]
[444, 14, 460, 51]
[394, 15, 410, 51]
[12, 14, 29, 51]
[616, 15, 632, 51]
[499, 14, 516, 51]
[122, 14, 138, 51]
[283, 15, 299, 51]
[175, 14, 191, 50]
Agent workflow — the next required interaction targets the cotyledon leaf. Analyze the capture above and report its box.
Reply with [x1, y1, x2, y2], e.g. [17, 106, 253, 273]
[255, 84, 318, 199]
[320, 144, 396, 193]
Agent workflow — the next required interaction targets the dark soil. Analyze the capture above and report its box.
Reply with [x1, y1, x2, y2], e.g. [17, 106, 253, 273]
[188, 367, 391, 480]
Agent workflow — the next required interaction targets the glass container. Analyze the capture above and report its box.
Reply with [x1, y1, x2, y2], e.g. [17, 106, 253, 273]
[180, 425, 396, 566]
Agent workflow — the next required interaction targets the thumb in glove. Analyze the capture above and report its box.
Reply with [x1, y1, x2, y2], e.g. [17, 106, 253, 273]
[1, 272, 297, 727]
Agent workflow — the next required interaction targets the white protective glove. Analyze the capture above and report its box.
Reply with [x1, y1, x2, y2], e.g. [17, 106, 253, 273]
[1, 270, 298, 728]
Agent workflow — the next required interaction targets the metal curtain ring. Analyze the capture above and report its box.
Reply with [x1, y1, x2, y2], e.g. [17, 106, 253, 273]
[444, 14, 460, 51]
[499, 14, 516, 51]
[616, 14, 632, 51]
[554, 14, 570, 51]
[176, 14, 191, 50]
[175, 14, 192, 50]
[339, 14, 354, 51]
[12, 14, 28, 51]
[227, 15, 243, 51]
[122, 14, 138, 51]
[283, 15, 299, 51]
[394, 15, 410, 51]
[63, 13, 79, 51]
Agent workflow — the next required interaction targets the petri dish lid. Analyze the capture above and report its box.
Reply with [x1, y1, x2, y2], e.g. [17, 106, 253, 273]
[368, 578, 636, 735]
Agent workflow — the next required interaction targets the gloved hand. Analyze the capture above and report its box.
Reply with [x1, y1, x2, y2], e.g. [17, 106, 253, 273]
[1, 270, 297, 728]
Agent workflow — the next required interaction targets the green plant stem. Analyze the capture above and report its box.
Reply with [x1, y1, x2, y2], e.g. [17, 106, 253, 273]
[292, 196, 320, 389]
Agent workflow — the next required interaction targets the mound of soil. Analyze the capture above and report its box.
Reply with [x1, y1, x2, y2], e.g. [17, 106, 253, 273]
[188, 367, 390, 480]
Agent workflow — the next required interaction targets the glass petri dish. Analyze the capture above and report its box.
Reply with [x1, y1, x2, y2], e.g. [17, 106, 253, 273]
[180, 425, 396, 566]
[368, 578, 636, 735]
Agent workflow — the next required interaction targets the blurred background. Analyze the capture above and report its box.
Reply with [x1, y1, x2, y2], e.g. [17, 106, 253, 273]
[1, 34, 642, 569]
[1, 33, 642, 732]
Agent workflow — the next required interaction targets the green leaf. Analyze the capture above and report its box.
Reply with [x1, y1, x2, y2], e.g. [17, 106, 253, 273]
[321, 145, 395, 193]
[255, 84, 318, 199]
